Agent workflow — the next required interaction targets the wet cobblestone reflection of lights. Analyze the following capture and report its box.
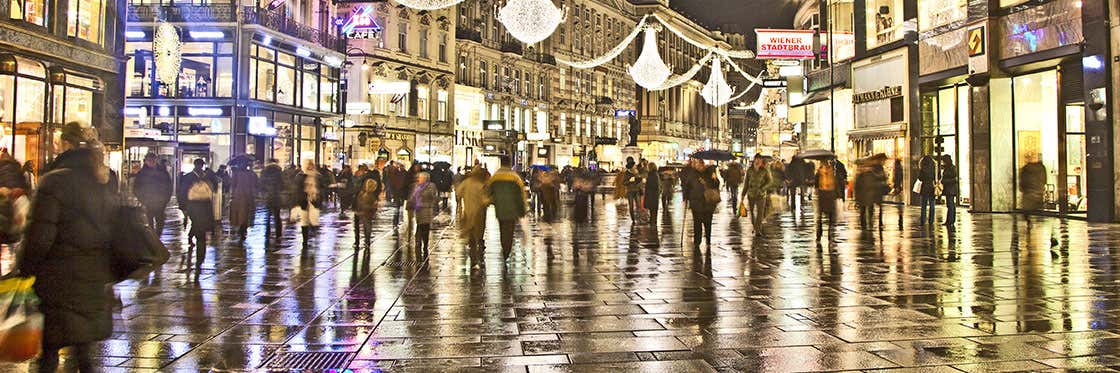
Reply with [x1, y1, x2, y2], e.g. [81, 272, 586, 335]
[7, 195, 1120, 372]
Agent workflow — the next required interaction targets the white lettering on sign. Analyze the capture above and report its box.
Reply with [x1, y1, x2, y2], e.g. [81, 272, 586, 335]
[755, 29, 816, 60]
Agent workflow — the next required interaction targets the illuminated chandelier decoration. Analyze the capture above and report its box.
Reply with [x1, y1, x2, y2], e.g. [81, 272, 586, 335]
[394, 0, 464, 10]
[497, 0, 565, 44]
[628, 26, 671, 90]
[700, 56, 733, 106]
[153, 22, 181, 85]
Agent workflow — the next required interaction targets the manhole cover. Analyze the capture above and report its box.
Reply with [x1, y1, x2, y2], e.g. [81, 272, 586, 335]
[262, 351, 354, 370]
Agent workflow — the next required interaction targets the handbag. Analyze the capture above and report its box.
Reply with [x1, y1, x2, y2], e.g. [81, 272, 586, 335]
[911, 180, 923, 194]
[0, 276, 40, 362]
[738, 201, 748, 217]
[111, 205, 171, 281]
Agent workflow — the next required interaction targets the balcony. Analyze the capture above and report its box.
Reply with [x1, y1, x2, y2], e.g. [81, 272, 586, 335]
[499, 41, 523, 55]
[240, 6, 343, 51]
[128, 4, 236, 22]
[525, 51, 556, 66]
[455, 27, 482, 43]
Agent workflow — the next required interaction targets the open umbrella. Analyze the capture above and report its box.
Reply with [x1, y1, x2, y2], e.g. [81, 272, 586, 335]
[227, 154, 255, 167]
[793, 149, 836, 161]
[433, 161, 452, 169]
[691, 150, 735, 161]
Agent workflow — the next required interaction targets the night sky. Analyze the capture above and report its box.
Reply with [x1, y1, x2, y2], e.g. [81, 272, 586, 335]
[669, 0, 802, 45]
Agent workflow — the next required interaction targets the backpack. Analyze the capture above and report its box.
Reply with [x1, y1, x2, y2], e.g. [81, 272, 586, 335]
[187, 180, 213, 201]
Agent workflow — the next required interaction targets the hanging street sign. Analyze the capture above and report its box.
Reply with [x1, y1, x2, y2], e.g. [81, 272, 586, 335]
[755, 29, 815, 59]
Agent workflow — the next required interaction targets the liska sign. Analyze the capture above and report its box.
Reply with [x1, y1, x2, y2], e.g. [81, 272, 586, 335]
[755, 29, 815, 60]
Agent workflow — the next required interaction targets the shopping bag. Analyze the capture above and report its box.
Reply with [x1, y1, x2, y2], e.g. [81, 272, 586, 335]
[769, 194, 786, 214]
[912, 180, 923, 195]
[0, 276, 41, 362]
[738, 201, 748, 217]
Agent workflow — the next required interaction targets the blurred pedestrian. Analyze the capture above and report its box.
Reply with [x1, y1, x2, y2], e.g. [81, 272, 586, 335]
[834, 160, 848, 201]
[431, 163, 453, 211]
[408, 172, 438, 252]
[353, 177, 381, 249]
[20, 123, 115, 373]
[488, 157, 527, 259]
[133, 153, 172, 234]
[688, 164, 719, 250]
[572, 167, 594, 223]
[294, 159, 326, 246]
[337, 165, 353, 211]
[181, 158, 217, 268]
[741, 154, 773, 235]
[786, 157, 807, 209]
[456, 167, 490, 266]
[1019, 153, 1046, 211]
[228, 162, 258, 241]
[723, 162, 743, 208]
[539, 168, 560, 221]
[941, 155, 959, 228]
[644, 162, 661, 225]
[918, 155, 937, 227]
[815, 160, 839, 242]
[22, 160, 36, 192]
[259, 159, 286, 238]
[854, 155, 887, 230]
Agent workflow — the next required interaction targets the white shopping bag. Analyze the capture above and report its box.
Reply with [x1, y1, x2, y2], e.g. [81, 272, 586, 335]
[911, 180, 922, 195]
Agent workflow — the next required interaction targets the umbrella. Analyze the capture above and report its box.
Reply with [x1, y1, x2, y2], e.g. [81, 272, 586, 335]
[227, 154, 255, 167]
[433, 161, 452, 169]
[793, 149, 836, 161]
[691, 150, 735, 161]
[529, 165, 554, 172]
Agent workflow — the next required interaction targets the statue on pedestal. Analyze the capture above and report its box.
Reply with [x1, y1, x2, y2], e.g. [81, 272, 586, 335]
[627, 113, 640, 147]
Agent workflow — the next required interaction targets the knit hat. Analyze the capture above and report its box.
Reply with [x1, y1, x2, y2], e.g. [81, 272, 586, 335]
[59, 122, 100, 148]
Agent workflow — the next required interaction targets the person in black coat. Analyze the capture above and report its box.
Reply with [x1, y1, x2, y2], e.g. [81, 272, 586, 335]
[431, 164, 453, 211]
[918, 155, 938, 226]
[687, 164, 720, 250]
[133, 153, 172, 234]
[941, 155, 960, 228]
[643, 163, 661, 226]
[259, 159, 286, 238]
[20, 125, 116, 373]
[180, 158, 218, 270]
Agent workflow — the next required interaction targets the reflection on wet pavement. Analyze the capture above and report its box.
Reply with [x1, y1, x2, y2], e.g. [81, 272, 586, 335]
[6, 194, 1120, 372]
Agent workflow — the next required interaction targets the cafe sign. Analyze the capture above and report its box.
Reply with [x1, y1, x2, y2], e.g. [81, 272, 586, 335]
[755, 29, 815, 59]
[853, 86, 903, 104]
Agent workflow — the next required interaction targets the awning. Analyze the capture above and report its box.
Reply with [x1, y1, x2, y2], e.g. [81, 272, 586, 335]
[789, 90, 831, 108]
[846, 123, 906, 140]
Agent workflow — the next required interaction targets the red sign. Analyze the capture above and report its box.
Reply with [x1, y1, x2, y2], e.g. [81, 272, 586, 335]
[755, 29, 816, 59]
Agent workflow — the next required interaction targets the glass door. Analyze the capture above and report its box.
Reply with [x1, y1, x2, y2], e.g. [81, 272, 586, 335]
[1064, 104, 1086, 213]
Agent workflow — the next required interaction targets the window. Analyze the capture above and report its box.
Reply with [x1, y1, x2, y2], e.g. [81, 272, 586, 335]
[918, 0, 966, 31]
[128, 41, 234, 98]
[865, 0, 903, 50]
[416, 85, 430, 120]
[419, 29, 429, 59]
[479, 60, 488, 88]
[438, 33, 447, 62]
[437, 90, 448, 121]
[302, 64, 320, 110]
[68, 0, 104, 44]
[398, 22, 408, 53]
[827, 0, 855, 62]
[10, 0, 47, 26]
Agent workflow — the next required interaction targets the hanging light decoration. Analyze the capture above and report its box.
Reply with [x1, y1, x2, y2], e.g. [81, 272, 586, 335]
[153, 22, 182, 85]
[701, 56, 733, 106]
[394, 0, 464, 10]
[628, 26, 671, 90]
[498, 0, 565, 44]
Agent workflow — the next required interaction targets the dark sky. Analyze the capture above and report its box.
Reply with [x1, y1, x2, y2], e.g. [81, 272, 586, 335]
[669, 0, 802, 45]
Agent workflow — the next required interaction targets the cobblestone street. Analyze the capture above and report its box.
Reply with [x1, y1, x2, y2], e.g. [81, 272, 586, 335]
[7, 195, 1120, 372]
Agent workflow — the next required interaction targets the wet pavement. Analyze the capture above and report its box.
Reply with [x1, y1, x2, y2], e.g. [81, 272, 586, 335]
[7, 193, 1120, 372]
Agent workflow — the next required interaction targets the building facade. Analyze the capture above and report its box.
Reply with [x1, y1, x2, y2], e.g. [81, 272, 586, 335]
[123, 0, 345, 175]
[0, 0, 126, 174]
[795, 0, 1117, 222]
[342, 1, 456, 168]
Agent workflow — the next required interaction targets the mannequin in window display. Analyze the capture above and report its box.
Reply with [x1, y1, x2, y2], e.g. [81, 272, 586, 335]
[1019, 153, 1046, 211]
[196, 76, 209, 97]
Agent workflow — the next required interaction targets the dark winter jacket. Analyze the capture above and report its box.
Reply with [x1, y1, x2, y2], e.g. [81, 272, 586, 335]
[941, 163, 959, 196]
[688, 168, 720, 214]
[19, 148, 118, 348]
[855, 166, 887, 204]
[0, 159, 29, 190]
[488, 167, 527, 221]
[259, 164, 285, 209]
[918, 156, 937, 196]
[133, 165, 172, 209]
[229, 168, 258, 227]
[431, 167, 453, 193]
[643, 168, 660, 209]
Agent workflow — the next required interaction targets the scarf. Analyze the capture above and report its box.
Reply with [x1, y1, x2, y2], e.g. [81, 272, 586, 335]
[410, 181, 430, 210]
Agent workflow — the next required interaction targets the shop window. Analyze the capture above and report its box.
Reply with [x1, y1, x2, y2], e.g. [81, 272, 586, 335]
[1065, 105, 1086, 212]
[302, 67, 320, 111]
[864, 0, 903, 50]
[10, 0, 47, 27]
[215, 57, 233, 97]
[254, 59, 273, 101]
[1012, 70, 1059, 211]
[180, 56, 213, 97]
[68, 0, 104, 44]
[826, 0, 855, 62]
[276, 65, 295, 105]
[319, 79, 335, 112]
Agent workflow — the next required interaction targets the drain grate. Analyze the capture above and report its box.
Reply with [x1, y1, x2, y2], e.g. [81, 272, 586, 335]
[262, 351, 354, 370]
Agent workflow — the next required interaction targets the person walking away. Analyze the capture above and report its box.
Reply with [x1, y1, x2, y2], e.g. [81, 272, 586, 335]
[431, 164, 453, 211]
[294, 160, 326, 247]
[19, 124, 116, 373]
[680, 158, 700, 209]
[660, 168, 675, 206]
[259, 159, 286, 238]
[741, 154, 773, 235]
[133, 153, 172, 234]
[786, 157, 805, 208]
[834, 160, 849, 201]
[854, 162, 877, 229]
[228, 162, 258, 241]
[408, 172, 438, 252]
[539, 169, 560, 221]
[353, 177, 381, 249]
[870, 157, 889, 228]
[769, 160, 786, 199]
[815, 160, 840, 242]
[892, 158, 904, 227]
[918, 155, 937, 227]
[1019, 153, 1046, 211]
[181, 159, 216, 269]
[572, 168, 593, 223]
[644, 162, 661, 226]
[724, 162, 744, 208]
[688, 165, 720, 250]
[456, 167, 490, 266]
[488, 158, 527, 259]
[336, 165, 353, 211]
[941, 155, 959, 228]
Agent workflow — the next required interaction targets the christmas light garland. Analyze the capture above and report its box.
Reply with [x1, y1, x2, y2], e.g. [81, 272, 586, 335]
[555, 15, 649, 69]
[395, 0, 465, 10]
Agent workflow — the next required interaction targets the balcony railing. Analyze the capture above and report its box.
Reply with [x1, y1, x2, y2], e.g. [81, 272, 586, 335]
[241, 7, 343, 51]
[127, 4, 236, 22]
[455, 27, 482, 43]
[525, 51, 556, 65]
[499, 41, 523, 55]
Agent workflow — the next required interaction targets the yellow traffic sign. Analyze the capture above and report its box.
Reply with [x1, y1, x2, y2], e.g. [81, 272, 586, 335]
[968, 26, 985, 57]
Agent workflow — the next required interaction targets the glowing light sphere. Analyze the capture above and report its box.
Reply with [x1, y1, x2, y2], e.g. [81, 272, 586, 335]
[629, 27, 671, 90]
[153, 22, 182, 85]
[498, 0, 565, 44]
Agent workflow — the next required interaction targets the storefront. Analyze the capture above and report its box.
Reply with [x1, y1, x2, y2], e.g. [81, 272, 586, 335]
[851, 48, 911, 194]
[919, 84, 972, 205]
